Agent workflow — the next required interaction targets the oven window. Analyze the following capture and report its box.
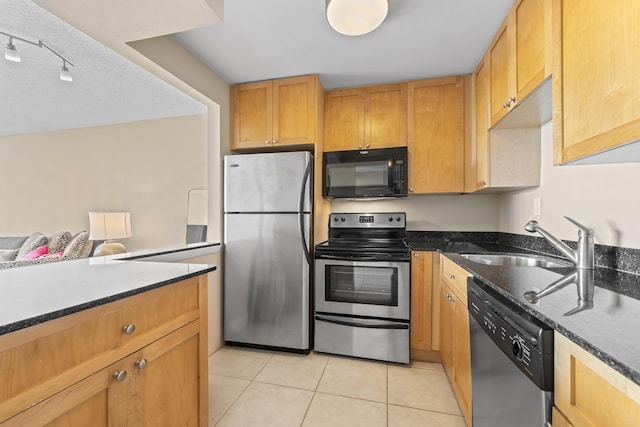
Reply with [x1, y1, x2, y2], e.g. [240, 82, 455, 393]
[325, 265, 398, 306]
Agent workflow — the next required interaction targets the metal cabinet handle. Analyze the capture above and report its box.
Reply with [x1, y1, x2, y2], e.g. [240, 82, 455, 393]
[414, 253, 419, 258]
[113, 370, 127, 382]
[448, 274, 455, 280]
[365, 143, 370, 148]
[135, 359, 148, 369]
[272, 139, 277, 144]
[504, 96, 516, 108]
[264, 140, 270, 145]
[122, 324, 136, 335]
[479, 180, 487, 187]
[409, 187, 414, 192]
[358, 144, 362, 149]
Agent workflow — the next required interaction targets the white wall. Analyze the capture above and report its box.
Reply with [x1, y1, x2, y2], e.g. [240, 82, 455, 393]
[499, 121, 640, 249]
[0, 114, 207, 251]
[332, 194, 501, 231]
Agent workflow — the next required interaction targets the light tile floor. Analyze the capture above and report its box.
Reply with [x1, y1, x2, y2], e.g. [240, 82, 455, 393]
[209, 346, 466, 427]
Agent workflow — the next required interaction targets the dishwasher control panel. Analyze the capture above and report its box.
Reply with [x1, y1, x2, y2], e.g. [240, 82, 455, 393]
[468, 278, 554, 391]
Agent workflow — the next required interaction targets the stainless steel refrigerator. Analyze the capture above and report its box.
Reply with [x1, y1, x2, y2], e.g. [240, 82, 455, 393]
[223, 151, 313, 352]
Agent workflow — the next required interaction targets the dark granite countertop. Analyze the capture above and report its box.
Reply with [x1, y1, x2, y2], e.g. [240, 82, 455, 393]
[407, 232, 640, 386]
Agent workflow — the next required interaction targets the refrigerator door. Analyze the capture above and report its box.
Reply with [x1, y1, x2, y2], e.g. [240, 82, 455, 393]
[224, 152, 312, 213]
[224, 212, 311, 350]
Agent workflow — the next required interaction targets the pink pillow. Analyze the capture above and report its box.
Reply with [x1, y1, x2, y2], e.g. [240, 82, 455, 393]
[23, 244, 48, 260]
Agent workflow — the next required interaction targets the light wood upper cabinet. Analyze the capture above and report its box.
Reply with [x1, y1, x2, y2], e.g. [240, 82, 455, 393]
[407, 77, 465, 193]
[554, 0, 640, 164]
[410, 251, 433, 358]
[324, 83, 407, 151]
[489, 0, 551, 126]
[232, 74, 322, 150]
[554, 332, 640, 427]
[474, 56, 491, 191]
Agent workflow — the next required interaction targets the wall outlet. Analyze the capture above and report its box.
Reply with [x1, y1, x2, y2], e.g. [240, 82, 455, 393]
[533, 197, 541, 216]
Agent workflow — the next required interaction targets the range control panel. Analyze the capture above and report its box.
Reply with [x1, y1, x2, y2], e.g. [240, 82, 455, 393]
[329, 213, 406, 229]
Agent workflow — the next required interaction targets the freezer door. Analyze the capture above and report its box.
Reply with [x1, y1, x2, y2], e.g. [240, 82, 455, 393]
[224, 152, 312, 213]
[224, 212, 310, 350]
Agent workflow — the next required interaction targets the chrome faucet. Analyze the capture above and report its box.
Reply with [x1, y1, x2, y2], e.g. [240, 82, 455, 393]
[524, 216, 594, 270]
[523, 217, 596, 315]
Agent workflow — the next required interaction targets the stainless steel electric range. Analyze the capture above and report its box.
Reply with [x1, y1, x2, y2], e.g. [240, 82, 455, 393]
[314, 212, 411, 364]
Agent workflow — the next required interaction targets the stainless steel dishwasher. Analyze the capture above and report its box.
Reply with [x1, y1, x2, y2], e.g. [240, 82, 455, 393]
[468, 277, 554, 427]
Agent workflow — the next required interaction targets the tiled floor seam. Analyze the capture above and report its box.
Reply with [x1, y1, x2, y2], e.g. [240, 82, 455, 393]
[213, 379, 250, 427]
[387, 402, 465, 418]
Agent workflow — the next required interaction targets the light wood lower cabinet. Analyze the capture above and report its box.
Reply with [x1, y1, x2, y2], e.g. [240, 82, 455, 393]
[0, 276, 208, 426]
[439, 256, 472, 426]
[552, 406, 574, 427]
[410, 251, 433, 360]
[554, 332, 640, 427]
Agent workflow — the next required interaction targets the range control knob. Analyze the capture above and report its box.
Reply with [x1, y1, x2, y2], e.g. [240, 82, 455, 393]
[340, 217, 346, 222]
[388, 217, 394, 222]
[333, 217, 339, 222]
[396, 216, 401, 222]
[512, 339, 524, 360]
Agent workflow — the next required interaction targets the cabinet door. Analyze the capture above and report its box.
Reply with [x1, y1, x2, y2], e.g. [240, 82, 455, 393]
[407, 77, 465, 194]
[554, 332, 640, 427]
[366, 83, 407, 149]
[324, 88, 365, 151]
[555, 0, 640, 163]
[489, 20, 514, 125]
[453, 297, 472, 426]
[141, 323, 201, 426]
[439, 283, 455, 376]
[2, 353, 140, 427]
[552, 407, 575, 427]
[273, 75, 317, 147]
[410, 251, 433, 353]
[474, 56, 491, 191]
[514, 0, 547, 99]
[231, 80, 273, 150]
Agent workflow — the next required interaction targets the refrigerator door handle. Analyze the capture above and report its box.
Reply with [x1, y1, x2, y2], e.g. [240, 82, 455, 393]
[298, 158, 312, 265]
[315, 315, 409, 330]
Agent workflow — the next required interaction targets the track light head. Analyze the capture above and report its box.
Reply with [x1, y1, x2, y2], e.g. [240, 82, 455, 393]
[60, 61, 73, 82]
[4, 37, 21, 62]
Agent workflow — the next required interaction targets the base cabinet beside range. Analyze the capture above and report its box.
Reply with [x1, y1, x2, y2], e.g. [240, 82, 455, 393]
[0, 276, 209, 427]
[553, 332, 640, 427]
[439, 255, 472, 426]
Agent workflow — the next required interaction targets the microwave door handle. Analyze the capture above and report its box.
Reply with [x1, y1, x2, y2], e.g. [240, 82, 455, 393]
[315, 315, 408, 330]
[298, 158, 312, 265]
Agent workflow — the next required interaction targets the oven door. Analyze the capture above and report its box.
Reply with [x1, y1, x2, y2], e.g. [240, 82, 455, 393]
[315, 258, 410, 320]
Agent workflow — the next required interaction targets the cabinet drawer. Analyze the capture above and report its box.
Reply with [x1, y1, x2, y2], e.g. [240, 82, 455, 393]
[440, 256, 470, 302]
[0, 277, 200, 423]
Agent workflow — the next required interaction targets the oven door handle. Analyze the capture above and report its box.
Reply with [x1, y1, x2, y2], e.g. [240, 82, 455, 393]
[315, 315, 409, 330]
[315, 255, 381, 261]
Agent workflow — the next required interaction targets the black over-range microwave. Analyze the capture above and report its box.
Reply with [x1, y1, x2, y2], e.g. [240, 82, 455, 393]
[322, 147, 408, 198]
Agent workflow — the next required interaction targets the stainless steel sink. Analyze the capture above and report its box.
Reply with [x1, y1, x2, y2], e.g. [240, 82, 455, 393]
[460, 253, 572, 268]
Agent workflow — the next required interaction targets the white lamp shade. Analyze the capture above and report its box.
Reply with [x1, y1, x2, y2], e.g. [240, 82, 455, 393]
[89, 212, 132, 240]
[326, 0, 389, 36]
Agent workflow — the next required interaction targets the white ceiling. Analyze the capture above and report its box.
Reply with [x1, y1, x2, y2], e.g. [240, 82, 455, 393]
[173, 0, 514, 90]
[0, 0, 206, 138]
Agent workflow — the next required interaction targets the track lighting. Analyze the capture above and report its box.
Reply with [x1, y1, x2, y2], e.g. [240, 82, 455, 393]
[1, 30, 75, 82]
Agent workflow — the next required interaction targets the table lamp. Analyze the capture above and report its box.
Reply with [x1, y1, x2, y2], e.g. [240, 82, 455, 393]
[89, 211, 132, 256]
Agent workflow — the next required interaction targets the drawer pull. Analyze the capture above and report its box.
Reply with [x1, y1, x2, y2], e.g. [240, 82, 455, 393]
[135, 359, 148, 369]
[112, 370, 127, 382]
[448, 274, 455, 280]
[122, 324, 136, 335]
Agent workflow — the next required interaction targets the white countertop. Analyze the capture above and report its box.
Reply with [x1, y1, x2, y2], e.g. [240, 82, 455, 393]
[0, 244, 218, 335]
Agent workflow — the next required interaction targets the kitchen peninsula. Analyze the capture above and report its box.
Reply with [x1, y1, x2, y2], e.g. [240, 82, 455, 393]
[0, 253, 216, 426]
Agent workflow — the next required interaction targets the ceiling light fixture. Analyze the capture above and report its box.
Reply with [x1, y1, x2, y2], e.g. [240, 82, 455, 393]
[326, 0, 389, 36]
[1, 30, 75, 82]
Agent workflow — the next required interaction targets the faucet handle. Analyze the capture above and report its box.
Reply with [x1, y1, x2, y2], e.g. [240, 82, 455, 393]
[564, 216, 594, 238]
